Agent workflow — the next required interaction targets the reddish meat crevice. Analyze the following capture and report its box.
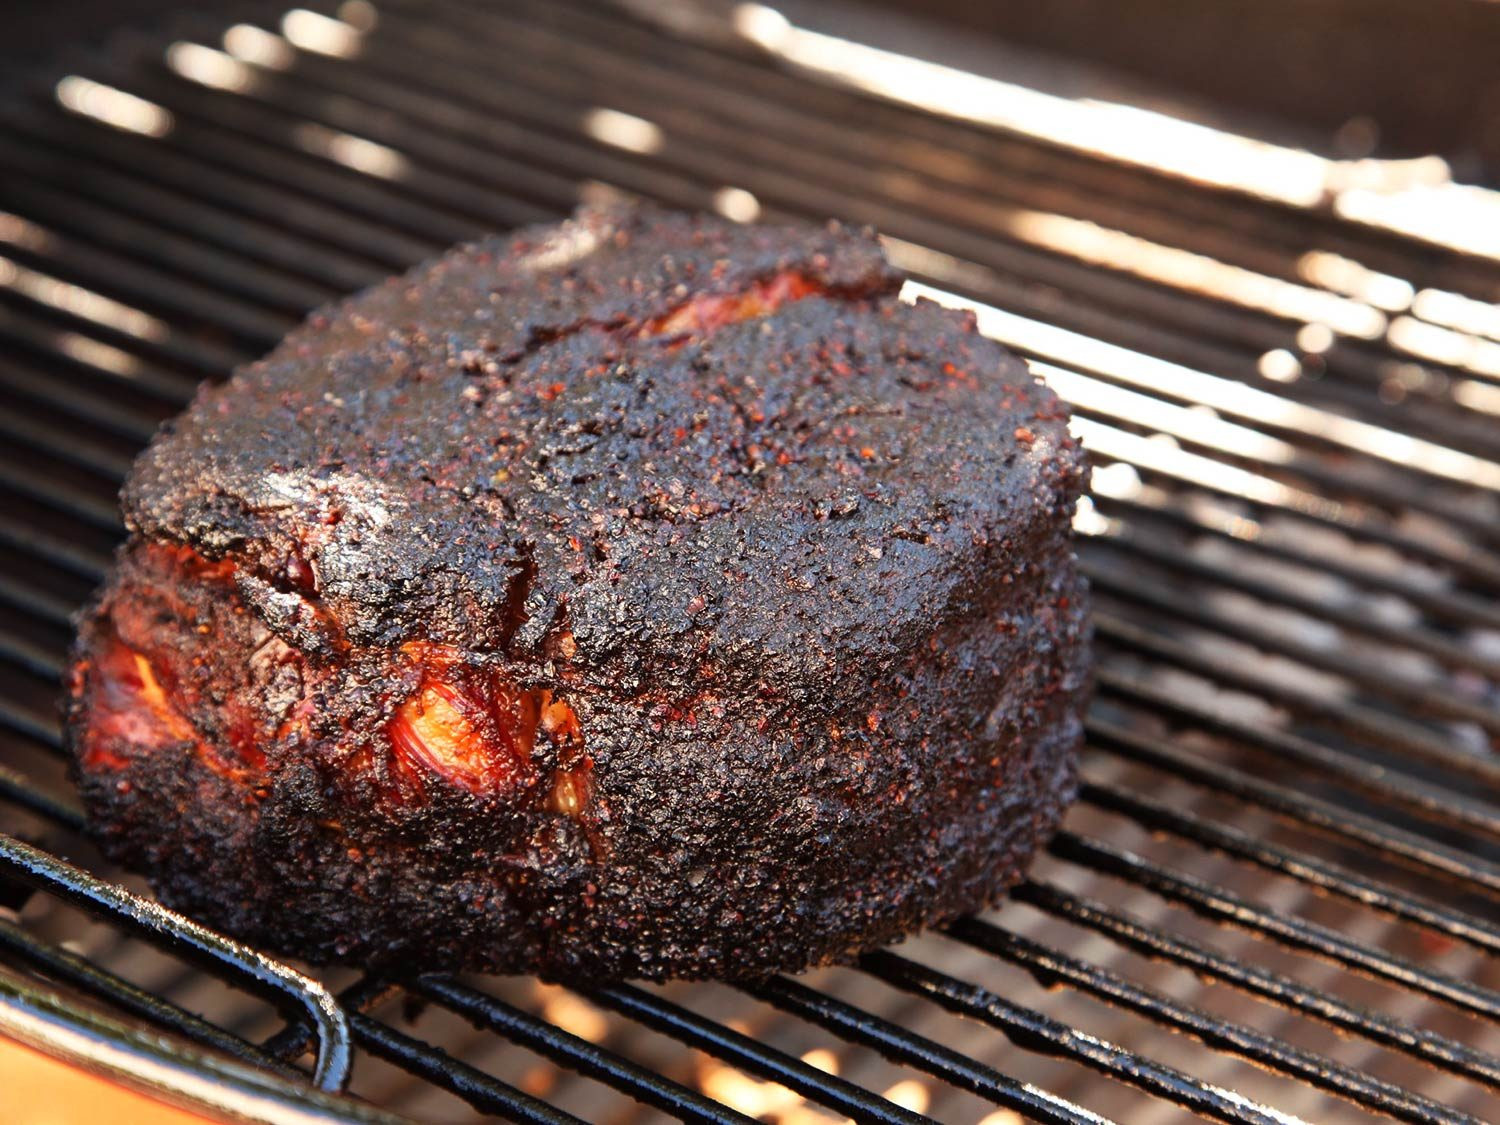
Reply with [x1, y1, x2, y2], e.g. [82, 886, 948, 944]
[638, 271, 824, 340]
[77, 543, 269, 777]
[387, 645, 541, 798]
[81, 635, 192, 770]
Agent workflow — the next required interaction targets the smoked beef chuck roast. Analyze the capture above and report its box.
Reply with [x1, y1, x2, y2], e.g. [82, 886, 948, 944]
[65, 205, 1092, 980]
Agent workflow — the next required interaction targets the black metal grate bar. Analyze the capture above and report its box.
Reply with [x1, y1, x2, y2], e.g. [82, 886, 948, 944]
[1076, 780, 1500, 954]
[1048, 831, 1500, 1020]
[347, 1007, 588, 1125]
[1094, 614, 1500, 785]
[1091, 534, 1500, 680]
[1088, 565, 1500, 737]
[950, 918, 1480, 1125]
[0, 972, 406, 1124]
[0, 764, 82, 829]
[1086, 710, 1500, 894]
[411, 976, 763, 1125]
[857, 950, 1300, 1125]
[743, 974, 1115, 1125]
[1093, 492, 1500, 632]
[0, 834, 353, 1090]
[1013, 880, 1500, 1087]
[584, 982, 937, 1125]
[0, 916, 297, 1079]
[1093, 674, 1500, 841]
[260, 976, 592, 1124]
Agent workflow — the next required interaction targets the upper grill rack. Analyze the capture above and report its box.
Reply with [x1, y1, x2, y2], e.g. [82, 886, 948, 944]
[1, 0, 1498, 1121]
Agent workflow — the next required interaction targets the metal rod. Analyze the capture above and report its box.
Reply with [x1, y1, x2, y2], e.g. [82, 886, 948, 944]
[1076, 778, 1500, 954]
[742, 974, 1114, 1125]
[1087, 562, 1500, 737]
[1014, 880, 1500, 1086]
[1049, 831, 1500, 1021]
[412, 975, 758, 1125]
[0, 513, 109, 579]
[1095, 613, 1500, 785]
[0, 971, 399, 1124]
[1087, 532, 1500, 679]
[949, 918, 1479, 1125]
[859, 950, 1305, 1125]
[1084, 714, 1500, 894]
[585, 981, 934, 1125]
[1094, 671, 1500, 840]
[0, 699, 63, 756]
[0, 764, 84, 830]
[1092, 491, 1500, 632]
[0, 917, 299, 1079]
[0, 833, 353, 1091]
[350, 1008, 586, 1125]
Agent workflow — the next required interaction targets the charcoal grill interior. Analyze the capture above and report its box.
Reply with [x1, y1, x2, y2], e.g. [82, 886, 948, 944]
[2, 1, 1500, 1121]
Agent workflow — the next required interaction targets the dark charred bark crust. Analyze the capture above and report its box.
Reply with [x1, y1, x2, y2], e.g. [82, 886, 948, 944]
[65, 205, 1092, 980]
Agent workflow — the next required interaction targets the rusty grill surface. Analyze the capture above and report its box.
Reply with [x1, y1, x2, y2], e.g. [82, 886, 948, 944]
[1, 1, 1499, 1122]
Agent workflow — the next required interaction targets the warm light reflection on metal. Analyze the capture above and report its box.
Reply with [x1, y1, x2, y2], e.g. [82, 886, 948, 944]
[1072, 417, 1301, 507]
[0, 213, 50, 253]
[733, 4, 1331, 205]
[881, 1080, 930, 1114]
[1295, 251, 1413, 312]
[292, 124, 408, 179]
[904, 280, 1500, 491]
[1337, 181, 1500, 263]
[713, 186, 761, 222]
[1007, 211, 1384, 338]
[1038, 363, 1296, 463]
[1142, 487, 1266, 542]
[1327, 154, 1451, 196]
[282, 8, 363, 57]
[1227, 516, 1264, 541]
[582, 108, 664, 154]
[1072, 494, 1115, 536]
[732, 2, 791, 43]
[56, 333, 141, 377]
[697, 1059, 808, 1119]
[1091, 461, 1143, 500]
[0, 256, 167, 340]
[337, 0, 379, 31]
[1413, 287, 1500, 342]
[798, 1048, 839, 1075]
[1295, 323, 1334, 355]
[734, 5, 1500, 263]
[1454, 379, 1500, 416]
[166, 42, 257, 92]
[1257, 349, 1302, 383]
[1388, 315, 1500, 378]
[1207, 504, 1266, 542]
[223, 24, 294, 69]
[881, 235, 996, 293]
[55, 76, 172, 137]
[536, 989, 608, 1044]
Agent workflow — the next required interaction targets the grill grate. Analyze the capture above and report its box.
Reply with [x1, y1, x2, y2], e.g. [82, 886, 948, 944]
[2, 0, 1499, 1121]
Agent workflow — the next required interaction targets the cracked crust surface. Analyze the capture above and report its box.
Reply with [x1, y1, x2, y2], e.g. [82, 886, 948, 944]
[66, 205, 1091, 979]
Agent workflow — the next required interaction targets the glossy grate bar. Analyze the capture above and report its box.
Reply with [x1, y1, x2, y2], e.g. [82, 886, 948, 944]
[1, 0, 1498, 1121]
